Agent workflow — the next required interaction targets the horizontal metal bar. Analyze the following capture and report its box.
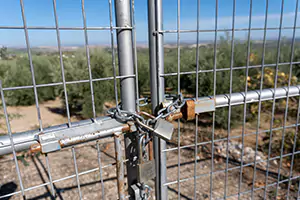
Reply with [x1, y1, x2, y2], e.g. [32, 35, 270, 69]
[0, 116, 128, 156]
[213, 85, 300, 108]
[161, 61, 300, 77]
[160, 26, 300, 33]
[1, 85, 298, 155]
[2, 74, 135, 91]
[0, 26, 133, 31]
[1, 26, 296, 32]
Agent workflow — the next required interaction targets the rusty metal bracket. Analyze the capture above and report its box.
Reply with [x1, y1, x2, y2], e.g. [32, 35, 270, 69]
[30, 117, 129, 154]
[181, 98, 215, 121]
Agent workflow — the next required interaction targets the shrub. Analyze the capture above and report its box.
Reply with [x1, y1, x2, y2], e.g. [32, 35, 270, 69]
[3, 56, 57, 106]
[60, 49, 115, 118]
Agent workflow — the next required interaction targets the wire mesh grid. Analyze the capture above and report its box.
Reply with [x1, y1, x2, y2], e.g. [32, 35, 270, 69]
[158, 0, 300, 199]
[1, 0, 300, 199]
[0, 0, 139, 199]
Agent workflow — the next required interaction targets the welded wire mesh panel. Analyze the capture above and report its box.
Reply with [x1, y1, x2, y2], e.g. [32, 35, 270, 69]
[156, 0, 300, 199]
[0, 0, 139, 199]
[2, 0, 300, 199]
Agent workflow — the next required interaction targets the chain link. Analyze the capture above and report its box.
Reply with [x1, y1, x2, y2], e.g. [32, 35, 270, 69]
[137, 97, 150, 107]
[154, 93, 185, 122]
[107, 93, 185, 126]
[107, 94, 184, 200]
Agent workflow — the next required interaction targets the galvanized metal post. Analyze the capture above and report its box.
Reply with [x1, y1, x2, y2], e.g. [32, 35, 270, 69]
[115, 0, 136, 112]
[114, 0, 138, 198]
[148, 0, 168, 199]
[148, 0, 158, 112]
[114, 133, 125, 200]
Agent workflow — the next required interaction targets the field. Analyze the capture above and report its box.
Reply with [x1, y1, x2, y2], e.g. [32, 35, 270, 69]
[0, 98, 299, 199]
[0, 37, 300, 199]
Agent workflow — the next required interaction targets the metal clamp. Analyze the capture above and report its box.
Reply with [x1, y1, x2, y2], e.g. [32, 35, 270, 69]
[181, 98, 215, 121]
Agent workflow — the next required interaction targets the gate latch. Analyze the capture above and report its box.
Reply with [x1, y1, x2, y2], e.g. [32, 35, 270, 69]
[181, 98, 215, 121]
[38, 133, 61, 153]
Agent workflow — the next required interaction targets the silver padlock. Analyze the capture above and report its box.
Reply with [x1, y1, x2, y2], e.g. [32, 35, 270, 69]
[153, 118, 174, 141]
[137, 134, 156, 183]
[138, 159, 156, 183]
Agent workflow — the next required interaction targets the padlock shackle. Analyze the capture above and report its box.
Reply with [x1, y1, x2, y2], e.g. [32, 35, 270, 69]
[138, 111, 155, 119]
[138, 135, 146, 164]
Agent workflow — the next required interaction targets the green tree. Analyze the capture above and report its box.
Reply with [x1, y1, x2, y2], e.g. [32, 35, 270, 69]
[0, 46, 7, 60]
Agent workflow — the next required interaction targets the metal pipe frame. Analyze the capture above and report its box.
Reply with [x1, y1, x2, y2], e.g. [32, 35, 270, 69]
[0, 116, 128, 156]
[114, 0, 139, 198]
[114, 133, 125, 200]
[0, 0, 137, 199]
[1, 84, 299, 155]
[147, 0, 168, 199]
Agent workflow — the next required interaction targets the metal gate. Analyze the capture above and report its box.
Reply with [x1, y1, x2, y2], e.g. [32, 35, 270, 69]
[1, 0, 300, 199]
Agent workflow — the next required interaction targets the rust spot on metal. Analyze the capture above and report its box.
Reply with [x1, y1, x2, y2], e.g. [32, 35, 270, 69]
[122, 124, 130, 132]
[30, 143, 41, 153]
[138, 111, 155, 119]
[148, 140, 153, 161]
[114, 136, 125, 200]
[59, 136, 87, 147]
[166, 112, 183, 122]
[181, 99, 195, 121]
[117, 178, 125, 199]
[59, 139, 65, 147]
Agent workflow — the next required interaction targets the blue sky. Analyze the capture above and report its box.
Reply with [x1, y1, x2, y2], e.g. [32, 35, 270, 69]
[0, 0, 299, 47]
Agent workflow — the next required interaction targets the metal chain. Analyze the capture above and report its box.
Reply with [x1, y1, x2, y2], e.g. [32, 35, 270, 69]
[153, 93, 185, 122]
[107, 93, 185, 126]
[107, 94, 184, 200]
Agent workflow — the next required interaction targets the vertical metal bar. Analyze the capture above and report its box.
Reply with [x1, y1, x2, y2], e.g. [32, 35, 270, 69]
[154, 0, 167, 199]
[224, 0, 236, 198]
[71, 147, 82, 199]
[131, 0, 140, 112]
[263, 1, 285, 199]
[176, 0, 181, 198]
[251, 0, 269, 199]
[194, 0, 200, 198]
[52, 0, 82, 198]
[114, 0, 137, 197]
[148, 0, 158, 113]
[148, 1, 163, 199]
[275, 0, 298, 198]
[238, 0, 252, 198]
[287, 90, 300, 197]
[20, 1, 56, 197]
[115, 0, 136, 112]
[155, 0, 165, 103]
[286, 97, 300, 200]
[0, 81, 26, 199]
[52, 0, 72, 126]
[81, 0, 97, 119]
[114, 133, 125, 200]
[81, 3, 106, 197]
[19, 0, 43, 130]
[108, 0, 120, 110]
[96, 141, 106, 199]
[45, 154, 55, 197]
[210, 1, 218, 199]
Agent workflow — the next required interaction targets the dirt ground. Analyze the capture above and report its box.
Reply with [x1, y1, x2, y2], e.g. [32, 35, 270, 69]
[0, 100, 299, 199]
